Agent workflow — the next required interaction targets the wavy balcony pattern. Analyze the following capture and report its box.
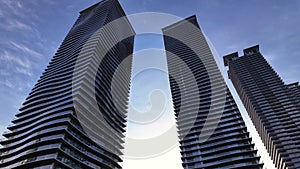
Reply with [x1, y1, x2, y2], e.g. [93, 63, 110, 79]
[0, 0, 135, 168]
[163, 15, 263, 169]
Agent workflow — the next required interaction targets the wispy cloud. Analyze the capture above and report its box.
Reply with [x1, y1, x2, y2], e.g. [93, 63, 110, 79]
[1, 80, 14, 88]
[10, 41, 42, 58]
[5, 20, 33, 31]
[0, 1, 36, 32]
[1, 0, 26, 19]
[0, 51, 30, 68]
[15, 67, 33, 76]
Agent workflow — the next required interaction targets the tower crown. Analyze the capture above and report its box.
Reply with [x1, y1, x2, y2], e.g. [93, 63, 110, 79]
[223, 52, 238, 66]
[243, 44, 260, 56]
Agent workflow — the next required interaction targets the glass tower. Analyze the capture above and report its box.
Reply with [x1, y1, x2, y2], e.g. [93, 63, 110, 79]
[163, 15, 263, 169]
[0, 0, 135, 168]
[224, 45, 300, 169]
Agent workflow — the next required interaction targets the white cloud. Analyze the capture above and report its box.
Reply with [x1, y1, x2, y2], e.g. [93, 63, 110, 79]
[1, 80, 14, 88]
[16, 67, 32, 76]
[0, 0, 42, 29]
[0, 51, 30, 68]
[6, 20, 33, 31]
[10, 41, 42, 58]
[16, 1, 22, 9]
[1, 0, 25, 18]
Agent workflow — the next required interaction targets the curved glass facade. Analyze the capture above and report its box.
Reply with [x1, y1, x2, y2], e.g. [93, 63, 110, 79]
[163, 15, 263, 169]
[0, 0, 134, 168]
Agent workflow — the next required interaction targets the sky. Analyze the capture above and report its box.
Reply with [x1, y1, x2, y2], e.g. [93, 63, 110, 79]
[0, 0, 299, 168]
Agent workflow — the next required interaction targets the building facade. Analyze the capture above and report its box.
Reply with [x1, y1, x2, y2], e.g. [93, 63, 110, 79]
[163, 15, 263, 169]
[224, 45, 300, 169]
[0, 0, 135, 168]
[286, 82, 300, 108]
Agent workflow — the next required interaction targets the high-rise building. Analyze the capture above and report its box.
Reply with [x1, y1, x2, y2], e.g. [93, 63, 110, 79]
[0, 0, 135, 168]
[286, 82, 300, 108]
[223, 45, 300, 169]
[163, 15, 263, 169]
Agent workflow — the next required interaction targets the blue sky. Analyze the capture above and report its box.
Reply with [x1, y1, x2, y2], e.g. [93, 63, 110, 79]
[0, 0, 299, 168]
